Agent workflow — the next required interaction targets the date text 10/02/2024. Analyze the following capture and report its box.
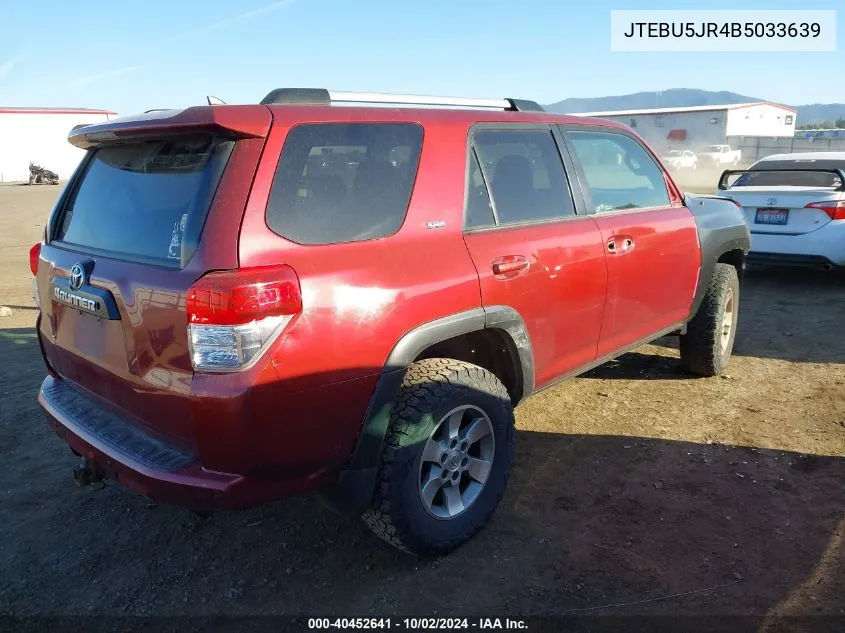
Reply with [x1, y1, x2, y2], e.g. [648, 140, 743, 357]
[307, 618, 528, 630]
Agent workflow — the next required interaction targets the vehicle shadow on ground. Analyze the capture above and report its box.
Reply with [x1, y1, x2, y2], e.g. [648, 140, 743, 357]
[1, 304, 39, 311]
[0, 327, 45, 420]
[727, 267, 845, 365]
[3, 429, 841, 624]
[580, 350, 689, 381]
[644, 267, 845, 367]
[0, 325, 841, 624]
[576, 267, 845, 383]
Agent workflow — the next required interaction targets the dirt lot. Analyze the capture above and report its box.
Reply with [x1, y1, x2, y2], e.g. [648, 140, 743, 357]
[669, 162, 751, 195]
[0, 184, 843, 629]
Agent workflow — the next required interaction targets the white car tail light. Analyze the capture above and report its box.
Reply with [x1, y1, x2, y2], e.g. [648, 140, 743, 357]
[805, 200, 845, 221]
[186, 265, 302, 372]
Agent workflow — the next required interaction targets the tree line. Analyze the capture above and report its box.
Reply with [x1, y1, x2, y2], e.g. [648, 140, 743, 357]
[797, 117, 845, 130]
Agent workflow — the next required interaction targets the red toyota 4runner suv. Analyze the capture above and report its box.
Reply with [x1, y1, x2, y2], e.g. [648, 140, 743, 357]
[30, 88, 750, 556]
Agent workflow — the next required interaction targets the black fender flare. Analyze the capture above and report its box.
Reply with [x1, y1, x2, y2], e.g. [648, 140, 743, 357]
[685, 194, 751, 320]
[321, 305, 534, 516]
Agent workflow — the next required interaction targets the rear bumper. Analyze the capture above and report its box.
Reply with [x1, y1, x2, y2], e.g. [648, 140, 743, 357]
[747, 252, 839, 270]
[38, 376, 309, 511]
[749, 222, 845, 267]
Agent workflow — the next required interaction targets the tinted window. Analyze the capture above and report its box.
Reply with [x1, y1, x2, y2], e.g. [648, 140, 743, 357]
[465, 150, 495, 229]
[731, 161, 844, 188]
[569, 130, 670, 212]
[732, 170, 842, 188]
[57, 136, 233, 267]
[472, 129, 574, 225]
[266, 123, 423, 245]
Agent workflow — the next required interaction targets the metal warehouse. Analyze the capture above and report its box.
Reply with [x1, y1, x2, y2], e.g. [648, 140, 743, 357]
[573, 102, 797, 154]
[0, 107, 117, 183]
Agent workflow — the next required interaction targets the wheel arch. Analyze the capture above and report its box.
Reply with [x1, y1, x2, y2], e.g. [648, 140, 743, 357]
[321, 306, 534, 516]
[717, 248, 747, 280]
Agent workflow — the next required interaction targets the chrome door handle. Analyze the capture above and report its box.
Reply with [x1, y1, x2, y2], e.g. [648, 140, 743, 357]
[492, 255, 530, 276]
[607, 236, 634, 253]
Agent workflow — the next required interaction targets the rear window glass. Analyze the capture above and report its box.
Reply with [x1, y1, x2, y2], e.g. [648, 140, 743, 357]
[56, 136, 233, 267]
[733, 166, 843, 188]
[265, 123, 423, 245]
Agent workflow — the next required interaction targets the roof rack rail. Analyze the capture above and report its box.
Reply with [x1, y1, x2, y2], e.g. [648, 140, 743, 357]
[259, 88, 544, 112]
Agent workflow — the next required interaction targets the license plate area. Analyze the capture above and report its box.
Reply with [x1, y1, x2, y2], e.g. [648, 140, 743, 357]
[755, 208, 789, 225]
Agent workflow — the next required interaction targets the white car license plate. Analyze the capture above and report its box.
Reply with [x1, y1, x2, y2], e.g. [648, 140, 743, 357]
[755, 208, 789, 225]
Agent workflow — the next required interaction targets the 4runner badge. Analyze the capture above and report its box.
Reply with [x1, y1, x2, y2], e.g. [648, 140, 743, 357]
[50, 259, 116, 318]
[53, 284, 100, 314]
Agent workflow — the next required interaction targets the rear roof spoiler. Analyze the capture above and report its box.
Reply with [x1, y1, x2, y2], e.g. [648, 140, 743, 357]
[259, 87, 545, 112]
[718, 168, 845, 191]
[67, 105, 272, 149]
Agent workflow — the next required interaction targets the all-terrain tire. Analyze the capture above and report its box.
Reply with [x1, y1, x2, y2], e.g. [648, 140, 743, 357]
[680, 263, 740, 377]
[362, 358, 515, 556]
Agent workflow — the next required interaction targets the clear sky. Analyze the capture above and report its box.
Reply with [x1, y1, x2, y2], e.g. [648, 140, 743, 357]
[0, 0, 842, 115]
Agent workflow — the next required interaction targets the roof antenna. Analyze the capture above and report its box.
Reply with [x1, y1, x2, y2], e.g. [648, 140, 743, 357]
[207, 96, 226, 105]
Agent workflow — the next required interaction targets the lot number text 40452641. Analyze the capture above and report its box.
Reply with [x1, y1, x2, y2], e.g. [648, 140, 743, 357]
[307, 618, 528, 630]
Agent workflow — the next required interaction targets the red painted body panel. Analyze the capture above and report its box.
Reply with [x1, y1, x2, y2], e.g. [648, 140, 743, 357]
[34, 102, 700, 511]
[238, 108, 480, 386]
[41, 384, 333, 511]
[592, 207, 701, 357]
[67, 106, 273, 148]
[463, 218, 607, 388]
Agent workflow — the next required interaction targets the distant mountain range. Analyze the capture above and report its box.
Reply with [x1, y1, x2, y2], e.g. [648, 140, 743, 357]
[544, 89, 845, 126]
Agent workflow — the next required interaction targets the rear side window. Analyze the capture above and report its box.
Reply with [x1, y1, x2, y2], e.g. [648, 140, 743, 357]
[568, 130, 670, 212]
[56, 136, 234, 267]
[465, 150, 496, 229]
[266, 123, 423, 245]
[472, 128, 574, 225]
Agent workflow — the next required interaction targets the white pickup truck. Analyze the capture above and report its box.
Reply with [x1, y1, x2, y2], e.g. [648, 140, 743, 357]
[699, 144, 742, 166]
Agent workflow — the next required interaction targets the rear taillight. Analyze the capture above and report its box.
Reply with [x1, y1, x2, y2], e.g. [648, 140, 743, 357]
[186, 265, 302, 372]
[29, 243, 41, 275]
[805, 200, 845, 221]
[30, 243, 42, 308]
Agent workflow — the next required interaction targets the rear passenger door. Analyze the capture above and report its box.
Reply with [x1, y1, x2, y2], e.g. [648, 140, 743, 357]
[462, 125, 608, 389]
[560, 126, 700, 358]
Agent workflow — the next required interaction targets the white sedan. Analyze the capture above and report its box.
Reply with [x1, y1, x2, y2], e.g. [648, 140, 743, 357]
[662, 149, 698, 171]
[718, 152, 845, 270]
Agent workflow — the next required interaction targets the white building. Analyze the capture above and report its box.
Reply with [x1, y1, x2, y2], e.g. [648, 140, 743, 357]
[572, 102, 797, 154]
[0, 107, 117, 183]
